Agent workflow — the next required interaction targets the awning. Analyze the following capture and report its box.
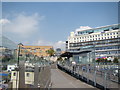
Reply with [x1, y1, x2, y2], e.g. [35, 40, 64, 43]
[60, 50, 91, 57]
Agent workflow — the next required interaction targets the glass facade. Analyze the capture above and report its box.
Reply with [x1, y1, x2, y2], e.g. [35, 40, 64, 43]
[76, 24, 120, 35]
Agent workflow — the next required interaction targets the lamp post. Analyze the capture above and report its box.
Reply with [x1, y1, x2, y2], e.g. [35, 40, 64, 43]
[17, 44, 21, 66]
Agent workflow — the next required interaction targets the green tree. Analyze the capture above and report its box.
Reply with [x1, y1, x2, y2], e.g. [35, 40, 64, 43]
[113, 58, 119, 63]
[108, 60, 112, 63]
[57, 57, 63, 61]
[46, 48, 55, 56]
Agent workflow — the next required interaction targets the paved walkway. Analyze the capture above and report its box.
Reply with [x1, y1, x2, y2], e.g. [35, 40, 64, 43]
[51, 69, 97, 89]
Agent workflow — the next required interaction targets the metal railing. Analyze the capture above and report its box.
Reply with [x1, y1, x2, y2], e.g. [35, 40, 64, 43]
[57, 62, 120, 89]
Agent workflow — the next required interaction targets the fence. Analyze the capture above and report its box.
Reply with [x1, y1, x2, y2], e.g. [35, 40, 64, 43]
[57, 62, 120, 89]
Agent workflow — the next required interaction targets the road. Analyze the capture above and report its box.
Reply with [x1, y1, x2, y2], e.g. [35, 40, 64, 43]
[51, 69, 97, 89]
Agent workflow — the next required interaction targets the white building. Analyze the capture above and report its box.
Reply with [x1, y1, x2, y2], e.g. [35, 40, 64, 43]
[66, 24, 120, 60]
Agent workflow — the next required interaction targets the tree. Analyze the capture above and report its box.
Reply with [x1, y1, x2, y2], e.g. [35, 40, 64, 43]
[113, 58, 119, 63]
[108, 60, 112, 63]
[46, 48, 55, 56]
[57, 57, 63, 61]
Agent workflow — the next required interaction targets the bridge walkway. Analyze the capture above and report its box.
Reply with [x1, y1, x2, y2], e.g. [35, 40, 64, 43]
[51, 68, 97, 89]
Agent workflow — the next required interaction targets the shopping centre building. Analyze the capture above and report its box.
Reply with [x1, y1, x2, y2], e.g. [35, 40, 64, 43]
[66, 24, 120, 62]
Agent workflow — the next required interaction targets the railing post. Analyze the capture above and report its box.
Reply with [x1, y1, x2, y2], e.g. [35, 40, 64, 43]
[104, 72, 107, 90]
[94, 70, 96, 86]
[87, 64, 89, 83]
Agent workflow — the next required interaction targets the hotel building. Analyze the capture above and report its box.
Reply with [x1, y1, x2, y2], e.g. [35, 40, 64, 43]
[66, 24, 120, 60]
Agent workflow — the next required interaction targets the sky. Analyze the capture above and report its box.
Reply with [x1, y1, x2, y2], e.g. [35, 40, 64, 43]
[1, 2, 118, 50]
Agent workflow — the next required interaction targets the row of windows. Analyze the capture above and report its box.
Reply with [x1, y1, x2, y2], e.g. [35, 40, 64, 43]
[76, 32, 119, 39]
[13, 72, 30, 77]
[72, 32, 119, 42]
[21, 47, 51, 50]
[95, 46, 120, 50]
[21, 50, 47, 53]
[69, 49, 120, 55]
[69, 39, 120, 47]
[77, 25, 119, 35]
[96, 51, 120, 55]
[73, 36, 118, 43]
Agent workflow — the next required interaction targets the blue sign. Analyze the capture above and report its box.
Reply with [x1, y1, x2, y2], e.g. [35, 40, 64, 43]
[0, 73, 8, 76]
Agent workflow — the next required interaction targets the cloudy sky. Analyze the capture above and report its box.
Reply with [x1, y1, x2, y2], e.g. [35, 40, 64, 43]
[1, 2, 118, 50]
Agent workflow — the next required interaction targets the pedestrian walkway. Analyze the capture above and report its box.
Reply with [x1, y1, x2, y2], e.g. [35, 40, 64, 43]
[51, 69, 96, 89]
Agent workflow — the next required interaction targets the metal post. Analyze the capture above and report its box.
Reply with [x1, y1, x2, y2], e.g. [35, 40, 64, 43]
[118, 63, 120, 84]
[87, 64, 89, 83]
[16, 44, 20, 89]
[104, 72, 107, 90]
[17, 45, 20, 66]
[93, 42, 96, 87]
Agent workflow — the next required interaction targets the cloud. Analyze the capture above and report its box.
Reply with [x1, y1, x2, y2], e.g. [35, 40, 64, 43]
[2, 13, 44, 38]
[33, 40, 65, 51]
[0, 19, 10, 25]
[54, 41, 65, 50]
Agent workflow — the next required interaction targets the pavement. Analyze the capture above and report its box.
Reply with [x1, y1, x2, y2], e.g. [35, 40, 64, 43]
[51, 69, 97, 89]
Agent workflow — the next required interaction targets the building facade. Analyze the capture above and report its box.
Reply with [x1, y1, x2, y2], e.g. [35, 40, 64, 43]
[66, 24, 120, 59]
[18, 43, 53, 57]
[11, 70, 34, 88]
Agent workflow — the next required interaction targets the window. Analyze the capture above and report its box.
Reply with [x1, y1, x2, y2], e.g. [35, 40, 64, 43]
[34, 50, 36, 52]
[26, 73, 30, 77]
[40, 50, 42, 53]
[13, 72, 16, 76]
